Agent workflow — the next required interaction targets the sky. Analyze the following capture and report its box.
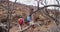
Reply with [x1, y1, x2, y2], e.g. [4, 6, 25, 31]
[9, 0, 58, 6]
[9, 0, 60, 9]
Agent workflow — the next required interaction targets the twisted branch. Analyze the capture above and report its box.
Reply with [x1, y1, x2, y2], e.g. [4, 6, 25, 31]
[20, 23, 40, 32]
[30, 5, 60, 25]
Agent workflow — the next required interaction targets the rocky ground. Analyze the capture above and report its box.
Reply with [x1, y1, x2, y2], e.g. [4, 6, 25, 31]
[0, 1, 60, 32]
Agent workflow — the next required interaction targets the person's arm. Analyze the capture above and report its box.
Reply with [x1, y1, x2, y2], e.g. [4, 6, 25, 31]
[23, 18, 24, 23]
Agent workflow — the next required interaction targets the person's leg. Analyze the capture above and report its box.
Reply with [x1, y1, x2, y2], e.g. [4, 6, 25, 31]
[18, 24, 21, 32]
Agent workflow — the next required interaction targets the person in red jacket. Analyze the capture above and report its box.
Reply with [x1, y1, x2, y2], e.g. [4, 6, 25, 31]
[18, 16, 24, 32]
[18, 18, 24, 25]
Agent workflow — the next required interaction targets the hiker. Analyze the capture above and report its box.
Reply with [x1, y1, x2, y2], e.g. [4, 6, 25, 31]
[25, 15, 31, 23]
[25, 14, 35, 32]
[18, 16, 24, 32]
[25, 8, 35, 32]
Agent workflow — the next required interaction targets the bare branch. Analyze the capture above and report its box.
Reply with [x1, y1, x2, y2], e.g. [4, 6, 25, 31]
[56, 0, 59, 4]
[20, 23, 40, 32]
[41, 9, 59, 25]
[32, 5, 60, 14]
[30, 5, 60, 25]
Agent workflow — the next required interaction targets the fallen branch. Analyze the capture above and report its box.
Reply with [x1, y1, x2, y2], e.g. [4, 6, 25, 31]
[20, 23, 40, 32]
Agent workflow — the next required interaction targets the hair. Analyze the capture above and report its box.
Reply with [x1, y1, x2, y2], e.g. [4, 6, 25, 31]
[20, 16, 22, 18]
[29, 14, 31, 17]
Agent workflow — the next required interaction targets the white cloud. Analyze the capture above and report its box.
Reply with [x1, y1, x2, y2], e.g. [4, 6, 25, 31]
[9, 0, 15, 2]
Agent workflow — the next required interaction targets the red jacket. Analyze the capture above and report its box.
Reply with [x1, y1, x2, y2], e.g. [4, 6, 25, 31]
[18, 18, 24, 25]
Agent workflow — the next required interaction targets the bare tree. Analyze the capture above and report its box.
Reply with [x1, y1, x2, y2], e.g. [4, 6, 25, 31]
[40, 0, 60, 25]
[6, 0, 17, 32]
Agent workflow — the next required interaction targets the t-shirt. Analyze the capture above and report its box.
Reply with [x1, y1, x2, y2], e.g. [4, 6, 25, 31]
[26, 16, 30, 22]
[18, 18, 24, 25]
